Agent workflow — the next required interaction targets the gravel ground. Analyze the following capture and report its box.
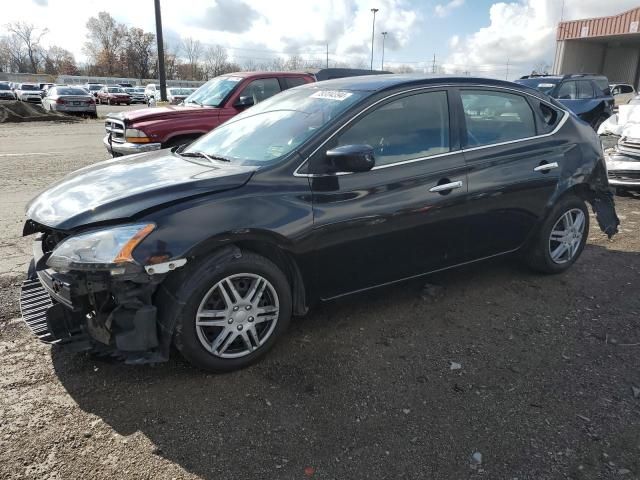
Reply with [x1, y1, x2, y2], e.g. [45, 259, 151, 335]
[0, 120, 639, 480]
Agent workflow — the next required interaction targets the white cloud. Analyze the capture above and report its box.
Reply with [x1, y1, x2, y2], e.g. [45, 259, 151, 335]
[434, 0, 464, 18]
[0, 0, 418, 67]
[443, 0, 640, 79]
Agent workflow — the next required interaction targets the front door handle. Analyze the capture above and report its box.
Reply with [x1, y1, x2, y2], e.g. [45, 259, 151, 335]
[429, 180, 463, 193]
[533, 161, 559, 172]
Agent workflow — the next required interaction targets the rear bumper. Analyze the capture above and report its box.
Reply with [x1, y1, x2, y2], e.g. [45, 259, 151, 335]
[103, 134, 162, 156]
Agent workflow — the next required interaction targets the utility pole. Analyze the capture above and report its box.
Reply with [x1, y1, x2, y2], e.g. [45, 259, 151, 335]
[370, 8, 379, 71]
[381, 31, 388, 70]
[154, 0, 167, 101]
[326, 43, 329, 69]
[505, 58, 510, 80]
[431, 54, 436, 74]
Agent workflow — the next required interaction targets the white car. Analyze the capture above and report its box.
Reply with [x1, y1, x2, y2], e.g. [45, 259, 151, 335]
[610, 83, 636, 107]
[144, 83, 158, 103]
[16, 83, 42, 103]
[42, 86, 97, 117]
[0, 82, 16, 100]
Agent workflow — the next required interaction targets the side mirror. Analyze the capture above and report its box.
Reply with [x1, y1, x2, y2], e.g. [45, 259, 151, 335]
[234, 96, 255, 108]
[325, 144, 375, 173]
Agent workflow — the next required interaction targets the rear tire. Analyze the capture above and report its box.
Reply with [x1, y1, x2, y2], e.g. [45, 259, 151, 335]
[173, 252, 292, 372]
[523, 195, 589, 274]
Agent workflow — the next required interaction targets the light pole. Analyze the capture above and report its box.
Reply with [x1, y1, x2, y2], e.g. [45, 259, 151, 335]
[370, 8, 379, 71]
[154, 0, 166, 101]
[381, 31, 388, 70]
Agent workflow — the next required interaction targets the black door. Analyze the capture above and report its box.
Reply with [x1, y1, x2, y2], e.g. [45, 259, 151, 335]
[458, 88, 565, 258]
[307, 89, 469, 299]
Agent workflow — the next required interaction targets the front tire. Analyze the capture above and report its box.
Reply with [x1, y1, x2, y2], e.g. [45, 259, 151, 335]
[523, 195, 589, 274]
[174, 252, 292, 372]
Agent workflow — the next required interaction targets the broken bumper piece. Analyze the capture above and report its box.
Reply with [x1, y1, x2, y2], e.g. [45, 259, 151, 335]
[20, 265, 168, 364]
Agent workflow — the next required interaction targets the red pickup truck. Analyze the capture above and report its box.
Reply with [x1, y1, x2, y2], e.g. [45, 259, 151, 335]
[103, 71, 315, 156]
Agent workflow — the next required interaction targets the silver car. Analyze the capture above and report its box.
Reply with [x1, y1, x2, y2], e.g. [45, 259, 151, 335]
[42, 86, 97, 117]
[124, 87, 146, 104]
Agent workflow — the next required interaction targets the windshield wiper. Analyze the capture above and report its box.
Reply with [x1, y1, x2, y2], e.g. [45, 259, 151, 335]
[178, 151, 231, 163]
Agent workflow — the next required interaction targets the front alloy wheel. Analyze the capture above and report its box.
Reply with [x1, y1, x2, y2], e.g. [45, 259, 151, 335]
[548, 208, 586, 264]
[173, 251, 292, 372]
[195, 274, 279, 358]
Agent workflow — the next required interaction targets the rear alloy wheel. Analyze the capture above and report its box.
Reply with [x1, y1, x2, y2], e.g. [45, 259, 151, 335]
[174, 252, 292, 372]
[524, 195, 589, 273]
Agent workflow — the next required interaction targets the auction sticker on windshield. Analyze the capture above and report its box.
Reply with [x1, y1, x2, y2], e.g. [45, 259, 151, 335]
[310, 90, 353, 101]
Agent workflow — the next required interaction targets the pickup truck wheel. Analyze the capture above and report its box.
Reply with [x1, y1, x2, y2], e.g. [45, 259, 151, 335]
[174, 252, 292, 372]
[523, 195, 589, 274]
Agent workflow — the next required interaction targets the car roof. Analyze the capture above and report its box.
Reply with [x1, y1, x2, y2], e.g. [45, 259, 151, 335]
[304, 74, 540, 94]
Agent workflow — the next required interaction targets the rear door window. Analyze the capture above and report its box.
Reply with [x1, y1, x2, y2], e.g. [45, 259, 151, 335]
[283, 77, 307, 89]
[621, 85, 634, 94]
[238, 78, 281, 104]
[461, 90, 536, 147]
[577, 81, 594, 99]
[557, 81, 577, 100]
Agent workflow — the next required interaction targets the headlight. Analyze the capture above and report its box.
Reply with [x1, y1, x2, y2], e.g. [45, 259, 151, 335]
[125, 128, 151, 143]
[47, 223, 154, 272]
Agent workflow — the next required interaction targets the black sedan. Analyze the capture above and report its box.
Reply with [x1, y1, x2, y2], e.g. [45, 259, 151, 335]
[20, 75, 619, 372]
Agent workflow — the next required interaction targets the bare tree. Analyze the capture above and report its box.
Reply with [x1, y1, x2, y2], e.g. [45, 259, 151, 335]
[285, 54, 304, 71]
[123, 27, 156, 79]
[181, 37, 202, 80]
[203, 45, 228, 79]
[0, 34, 29, 72]
[162, 41, 180, 80]
[6, 22, 48, 73]
[84, 12, 127, 75]
[42, 46, 78, 75]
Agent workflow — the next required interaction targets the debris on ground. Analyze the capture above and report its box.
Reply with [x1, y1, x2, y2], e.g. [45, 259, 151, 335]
[632, 386, 640, 399]
[450, 361, 462, 370]
[470, 451, 483, 469]
[0, 100, 80, 123]
[421, 282, 445, 302]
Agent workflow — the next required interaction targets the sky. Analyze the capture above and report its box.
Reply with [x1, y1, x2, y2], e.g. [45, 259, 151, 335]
[3, 0, 640, 79]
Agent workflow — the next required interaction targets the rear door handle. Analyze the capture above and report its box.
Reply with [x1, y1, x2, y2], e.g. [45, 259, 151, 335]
[533, 162, 559, 172]
[429, 180, 463, 193]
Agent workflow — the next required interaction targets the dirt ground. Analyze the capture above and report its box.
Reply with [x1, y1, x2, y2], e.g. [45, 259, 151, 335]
[0, 120, 639, 480]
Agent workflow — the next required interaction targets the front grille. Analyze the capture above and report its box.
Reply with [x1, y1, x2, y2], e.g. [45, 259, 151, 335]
[104, 118, 125, 143]
[19, 278, 57, 343]
[609, 170, 640, 181]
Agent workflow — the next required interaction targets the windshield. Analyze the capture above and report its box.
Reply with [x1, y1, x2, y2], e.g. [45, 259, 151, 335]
[133, 87, 144, 93]
[88, 85, 102, 91]
[184, 76, 242, 107]
[184, 87, 366, 165]
[515, 78, 559, 95]
[20, 84, 39, 91]
[108, 87, 124, 93]
[0, 83, 9, 90]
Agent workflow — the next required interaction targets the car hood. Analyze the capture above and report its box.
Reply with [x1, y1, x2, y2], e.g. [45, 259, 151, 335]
[26, 149, 257, 231]
[117, 105, 219, 123]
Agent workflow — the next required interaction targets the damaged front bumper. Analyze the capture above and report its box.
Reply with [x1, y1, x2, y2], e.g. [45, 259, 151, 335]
[605, 146, 640, 189]
[20, 235, 174, 364]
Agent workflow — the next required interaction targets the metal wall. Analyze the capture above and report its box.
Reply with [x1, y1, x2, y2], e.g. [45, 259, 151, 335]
[557, 7, 640, 40]
[555, 40, 606, 73]
[603, 46, 640, 84]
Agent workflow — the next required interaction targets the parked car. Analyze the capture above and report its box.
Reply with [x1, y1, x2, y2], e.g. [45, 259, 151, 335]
[97, 86, 131, 105]
[610, 83, 636, 106]
[42, 86, 97, 117]
[39, 83, 54, 95]
[16, 83, 43, 103]
[124, 87, 146, 104]
[167, 87, 195, 105]
[85, 83, 104, 98]
[117, 82, 134, 88]
[22, 75, 619, 372]
[0, 82, 16, 100]
[105, 72, 315, 156]
[515, 74, 614, 130]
